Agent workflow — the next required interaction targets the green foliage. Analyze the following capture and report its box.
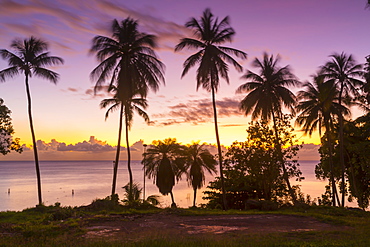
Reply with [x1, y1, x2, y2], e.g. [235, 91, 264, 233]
[122, 182, 161, 209]
[86, 194, 121, 211]
[203, 117, 302, 209]
[0, 206, 369, 246]
[343, 114, 370, 209]
[317, 113, 370, 209]
[0, 98, 22, 155]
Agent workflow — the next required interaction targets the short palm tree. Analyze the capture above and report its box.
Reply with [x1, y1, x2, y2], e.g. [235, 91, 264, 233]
[142, 138, 184, 207]
[0, 37, 63, 205]
[100, 86, 149, 198]
[320, 52, 363, 207]
[90, 18, 165, 196]
[184, 142, 217, 207]
[296, 75, 350, 206]
[236, 52, 300, 202]
[175, 8, 247, 209]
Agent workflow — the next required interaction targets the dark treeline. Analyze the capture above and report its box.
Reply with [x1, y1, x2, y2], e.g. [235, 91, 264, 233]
[1, 8, 370, 210]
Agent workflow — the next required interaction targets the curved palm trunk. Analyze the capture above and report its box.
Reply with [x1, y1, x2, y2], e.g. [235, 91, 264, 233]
[25, 74, 42, 205]
[125, 107, 133, 196]
[211, 86, 227, 210]
[324, 117, 337, 207]
[338, 84, 345, 207]
[111, 103, 124, 196]
[271, 113, 296, 203]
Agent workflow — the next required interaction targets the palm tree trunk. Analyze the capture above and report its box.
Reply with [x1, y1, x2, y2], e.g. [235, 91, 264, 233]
[271, 113, 296, 203]
[170, 191, 176, 206]
[25, 74, 42, 205]
[112, 103, 124, 196]
[337, 86, 345, 207]
[324, 119, 337, 207]
[211, 86, 227, 210]
[125, 107, 133, 197]
[193, 188, 197, 207]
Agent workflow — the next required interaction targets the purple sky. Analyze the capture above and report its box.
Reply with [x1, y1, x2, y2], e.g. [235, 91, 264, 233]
[0, 0, 369, 160]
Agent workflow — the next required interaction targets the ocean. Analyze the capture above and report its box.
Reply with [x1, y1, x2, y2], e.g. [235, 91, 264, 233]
[0, 160, 359, 211]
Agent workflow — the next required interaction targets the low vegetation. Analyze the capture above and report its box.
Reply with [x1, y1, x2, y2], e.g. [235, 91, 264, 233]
[0, 198, 369, 247]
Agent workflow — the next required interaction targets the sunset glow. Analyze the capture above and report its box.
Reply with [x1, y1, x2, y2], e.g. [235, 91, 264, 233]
[1, 0, 368, 160]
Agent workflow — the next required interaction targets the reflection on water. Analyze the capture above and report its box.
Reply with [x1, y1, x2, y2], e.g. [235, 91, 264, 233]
[0, 160, 358, 211]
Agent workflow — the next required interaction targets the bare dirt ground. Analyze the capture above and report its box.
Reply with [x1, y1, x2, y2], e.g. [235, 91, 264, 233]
[84, 212, 347, 240]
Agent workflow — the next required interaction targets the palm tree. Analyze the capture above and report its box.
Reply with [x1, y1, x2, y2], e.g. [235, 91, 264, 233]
[296, 75, 350, 206]
[142, 138, 184, 207]
[0, 37, 63, 205]
[236, 52, 300, 202]
[90, 18, 165, 196]
[100, 86, 149, 198]
[363, 55, 370, 105]
[175, 9, 247, 209]
[320, 52, 364, 207]
[184, 142, 217, 207]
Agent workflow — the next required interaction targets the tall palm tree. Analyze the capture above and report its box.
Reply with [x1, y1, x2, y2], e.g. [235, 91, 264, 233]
[236, 52, 300, 202]
[100, 86, 149, 198]
[320, 52, 363, 207]
[142, 138, 184, 207]
[363, 55, 370, 105]
[184, 142, 217, 207]
[175, 9, 247, 209]
[296, 75, 350, 206]
[0, 37, 63, 205]
[90, 18, 165, 196]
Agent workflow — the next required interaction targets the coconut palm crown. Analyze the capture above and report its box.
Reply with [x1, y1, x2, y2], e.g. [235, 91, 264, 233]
[237, 52, 300, 121]
[90, 18, 165, 101]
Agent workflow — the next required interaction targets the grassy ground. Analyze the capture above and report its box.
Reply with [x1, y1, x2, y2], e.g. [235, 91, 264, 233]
[0, 204, 369, 247]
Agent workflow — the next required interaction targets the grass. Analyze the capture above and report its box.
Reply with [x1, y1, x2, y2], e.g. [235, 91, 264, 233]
[0, 204, 369, 247]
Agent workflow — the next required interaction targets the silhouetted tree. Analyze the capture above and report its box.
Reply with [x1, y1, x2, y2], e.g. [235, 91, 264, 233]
[296, 75, 350, 206]
[142, 138, 185, 207]
[100, 86, 149, 199]
[320, 52, 363, 207]
[184, 142, 217, 207]
[236, 52, 300, 203]
[175, 9, 247, 209]
[0, 98, 22, 155]
[0, 37, 63, 205]
[204, 117, 302, 209]
[90, 18, 165, 196]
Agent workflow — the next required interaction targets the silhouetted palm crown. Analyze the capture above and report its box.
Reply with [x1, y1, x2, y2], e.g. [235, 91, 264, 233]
[0, 37, 63, 82]
[184, 143, 217, 190]
[90, 18, 164, 101]
[143, 139, 184, 195]
[237, 53, 300, 121]
[175, 8, 247, 91]
[296, 75, 349, 136]
[320, 52, 363, 99]
[100, 86, 149, 129]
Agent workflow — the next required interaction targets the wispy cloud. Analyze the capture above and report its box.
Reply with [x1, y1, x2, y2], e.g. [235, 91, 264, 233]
[152, 97, 243, 126]
[0, 0, 188, 53]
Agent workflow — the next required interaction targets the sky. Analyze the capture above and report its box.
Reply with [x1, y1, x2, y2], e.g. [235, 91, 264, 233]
[0, 0, 369, 161]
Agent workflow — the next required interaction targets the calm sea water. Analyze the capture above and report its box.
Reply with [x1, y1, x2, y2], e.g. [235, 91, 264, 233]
[0, 160, 358, 211]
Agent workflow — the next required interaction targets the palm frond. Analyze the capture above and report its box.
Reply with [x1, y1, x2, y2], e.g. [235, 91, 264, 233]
[33, 67, 60, 84]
